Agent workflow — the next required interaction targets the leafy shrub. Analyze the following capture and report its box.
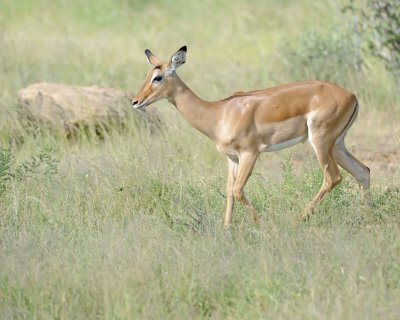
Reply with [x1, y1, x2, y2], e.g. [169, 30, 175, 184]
[277, 24, 363, 84]
[0, 146, 58, 196]
[353, 0, 400, 88]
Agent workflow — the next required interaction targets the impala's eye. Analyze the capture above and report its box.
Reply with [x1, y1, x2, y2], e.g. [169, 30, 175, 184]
[152, 75, 163, 82]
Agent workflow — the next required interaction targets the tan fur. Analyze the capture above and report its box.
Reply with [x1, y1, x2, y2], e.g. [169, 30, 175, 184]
[132, 47, 370, 227]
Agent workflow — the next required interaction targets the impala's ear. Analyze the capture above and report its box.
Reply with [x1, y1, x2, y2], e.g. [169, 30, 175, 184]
[145, 49, 162, 66]
[168, 46, 187, 72]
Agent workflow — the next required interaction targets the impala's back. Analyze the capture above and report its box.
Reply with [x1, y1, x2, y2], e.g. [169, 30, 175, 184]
[215, 80, 357, 154]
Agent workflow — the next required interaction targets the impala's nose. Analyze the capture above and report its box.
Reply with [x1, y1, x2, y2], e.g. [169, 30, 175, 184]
[132, 99, 138, 106]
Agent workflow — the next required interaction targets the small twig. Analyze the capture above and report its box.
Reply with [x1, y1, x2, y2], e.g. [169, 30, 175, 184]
[211, 184, 226, 198]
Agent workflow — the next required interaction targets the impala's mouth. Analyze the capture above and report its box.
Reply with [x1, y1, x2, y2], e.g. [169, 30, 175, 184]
[131, 99, 147, 110]
[133, 103, 146, 110]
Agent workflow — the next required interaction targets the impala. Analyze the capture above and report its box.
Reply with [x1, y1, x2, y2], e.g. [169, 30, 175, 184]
[132, 46, 370, 227]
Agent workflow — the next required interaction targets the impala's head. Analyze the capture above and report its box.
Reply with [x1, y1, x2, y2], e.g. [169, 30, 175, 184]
[132, 46, 187, 110]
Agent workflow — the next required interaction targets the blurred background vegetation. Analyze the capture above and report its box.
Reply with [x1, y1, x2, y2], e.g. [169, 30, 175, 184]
[0, 0, 399, 319]
[0, 0, 399, 143]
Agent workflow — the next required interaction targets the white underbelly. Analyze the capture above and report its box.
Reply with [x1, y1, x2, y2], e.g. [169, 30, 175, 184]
[260, 134, 307, 152]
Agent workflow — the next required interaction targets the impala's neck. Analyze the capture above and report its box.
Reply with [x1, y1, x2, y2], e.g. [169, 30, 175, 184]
[168, 75, 219, 140]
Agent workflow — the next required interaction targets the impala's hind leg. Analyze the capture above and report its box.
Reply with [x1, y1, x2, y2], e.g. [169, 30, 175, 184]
[298, 141, 342, 222]
[332, 101, 370, 192]
[333, 138, 370, 191]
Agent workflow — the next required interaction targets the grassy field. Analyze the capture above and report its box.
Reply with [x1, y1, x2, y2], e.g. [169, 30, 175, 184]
[1, 0, 399, 319]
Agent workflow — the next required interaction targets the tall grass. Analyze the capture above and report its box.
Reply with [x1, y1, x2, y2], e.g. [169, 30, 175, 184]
[0, 126, 399, 319]
[1, 0, 399, 319]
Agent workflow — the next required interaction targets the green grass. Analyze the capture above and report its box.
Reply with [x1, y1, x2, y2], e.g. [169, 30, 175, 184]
[1, 0, 400, 319]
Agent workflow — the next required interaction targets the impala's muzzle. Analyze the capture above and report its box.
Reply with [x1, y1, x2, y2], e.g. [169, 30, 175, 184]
[131, 99, 146, 110]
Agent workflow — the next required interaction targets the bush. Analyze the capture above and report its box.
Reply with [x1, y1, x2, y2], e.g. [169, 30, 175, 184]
[277, 24, 363, 84]
[0, 146, 58, 196]
[364, 0, 400, 88]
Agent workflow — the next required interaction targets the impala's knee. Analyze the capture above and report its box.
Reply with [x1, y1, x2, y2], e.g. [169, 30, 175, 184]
[233, 187, 244, 202]
[322, 178, 334, 192]
[332, 174, 342, 188]
[226, 187, 234, 198]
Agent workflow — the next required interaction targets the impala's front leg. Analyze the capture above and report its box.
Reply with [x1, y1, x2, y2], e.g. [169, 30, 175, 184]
[233, 152, 260, 224]
[224, 156, 238, 227]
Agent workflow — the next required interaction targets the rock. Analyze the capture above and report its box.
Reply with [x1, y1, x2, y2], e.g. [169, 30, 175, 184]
[17, 83, 161, 136]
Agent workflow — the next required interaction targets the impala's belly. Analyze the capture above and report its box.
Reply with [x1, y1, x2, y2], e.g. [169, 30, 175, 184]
[257, 115, 308, 153]
[259, 134, 307, 152]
